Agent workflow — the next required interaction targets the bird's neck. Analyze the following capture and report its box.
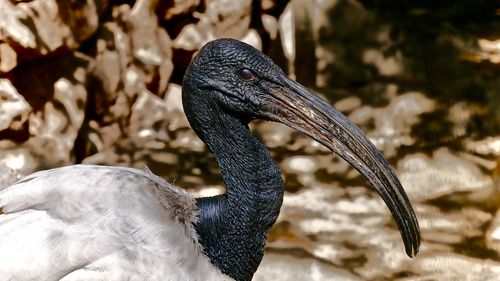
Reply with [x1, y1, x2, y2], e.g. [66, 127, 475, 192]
[189, 99, 283, 281]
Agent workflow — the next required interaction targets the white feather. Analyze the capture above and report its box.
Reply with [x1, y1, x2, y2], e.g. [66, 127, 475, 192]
[0, 164, 232, 281]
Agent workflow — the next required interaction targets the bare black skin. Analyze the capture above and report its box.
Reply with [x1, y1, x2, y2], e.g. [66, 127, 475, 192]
[182, 39, 420, 281]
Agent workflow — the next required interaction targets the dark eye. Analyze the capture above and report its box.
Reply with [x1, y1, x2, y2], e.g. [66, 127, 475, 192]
[239, 68, 255, 80]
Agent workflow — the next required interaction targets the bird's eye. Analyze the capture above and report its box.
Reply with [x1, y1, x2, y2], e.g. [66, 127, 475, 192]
[239, 68, 255, 80]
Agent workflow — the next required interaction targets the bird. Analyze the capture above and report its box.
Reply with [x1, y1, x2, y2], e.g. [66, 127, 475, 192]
[0, 38, 420, 281]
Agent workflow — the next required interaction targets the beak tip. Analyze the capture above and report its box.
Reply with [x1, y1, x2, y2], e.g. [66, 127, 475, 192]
[407, 246, 419, 258]
[404, 232, 421, 258]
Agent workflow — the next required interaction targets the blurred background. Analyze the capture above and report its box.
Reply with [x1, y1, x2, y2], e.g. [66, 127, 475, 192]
[1, 0, 500, 280]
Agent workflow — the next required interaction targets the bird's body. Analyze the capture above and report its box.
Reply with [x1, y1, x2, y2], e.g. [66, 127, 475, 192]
[0, 165, 231, 281]
[0, 38, 420, 281]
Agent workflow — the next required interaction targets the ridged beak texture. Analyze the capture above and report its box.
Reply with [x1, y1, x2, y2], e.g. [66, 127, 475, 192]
[258, 76, 420, 257]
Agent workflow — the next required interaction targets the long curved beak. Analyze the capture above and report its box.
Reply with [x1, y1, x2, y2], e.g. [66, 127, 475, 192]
[258, 76, 420, 257]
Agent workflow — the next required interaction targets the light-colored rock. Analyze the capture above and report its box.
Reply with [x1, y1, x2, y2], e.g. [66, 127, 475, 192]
[262, 14, 279, 39]
[0, 145, 37, 178]
[174, 24, 205, 50]
[92, 0, 173, 100]
[165, 83, 190, 131]
[0, 79, 30, 131]
[334, 96, 362, 113]
[174, 0, 260, 50]
[254, 252, 362, 281]
[477, 38, 500, 64]
[398, 147, 494, 201]
[0, 43, 17, 72]
[417, 204, 491, 244]
[366, 90, 435, 156]
[363, 48, 404, 76]
[160, 0, 200, 20]
[255, 122, 294, 149]
[486, 208, 500, 253]
[281, 155, 319, 186]
[84, 0, 174, 162]
[283, 156, 318, 174]
[0, 0, 107, 68]
[192, 185, 226, 198]
[277, 183, 397, 268]
[0, 163, 19, 190]
[205, 0, 252, 38]
[402, 253, 500, 281]
[170, 129, 205, 152]
[241, 29, 262, 50]
[466, 136, 500, 156]
[279, 2, 295, 66]
[129, 89, 169, 142]
[0, 54, 89, 173]
[27, 67, 88, 165]
[355, 227, 413, 279]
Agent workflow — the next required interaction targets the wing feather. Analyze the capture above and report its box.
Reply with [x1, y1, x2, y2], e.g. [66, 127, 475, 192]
[0, 164, 231, 281]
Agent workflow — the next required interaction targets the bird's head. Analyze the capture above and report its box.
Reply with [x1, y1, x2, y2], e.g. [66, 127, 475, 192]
[183, 38, 420, 257]
[183, 38, 287, 119]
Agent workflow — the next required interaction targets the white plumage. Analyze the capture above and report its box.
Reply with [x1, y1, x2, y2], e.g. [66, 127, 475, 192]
[0, 164, 232, 281]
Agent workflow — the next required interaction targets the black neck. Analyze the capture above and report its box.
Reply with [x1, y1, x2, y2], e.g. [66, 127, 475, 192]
[184, 89, 283, 281]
